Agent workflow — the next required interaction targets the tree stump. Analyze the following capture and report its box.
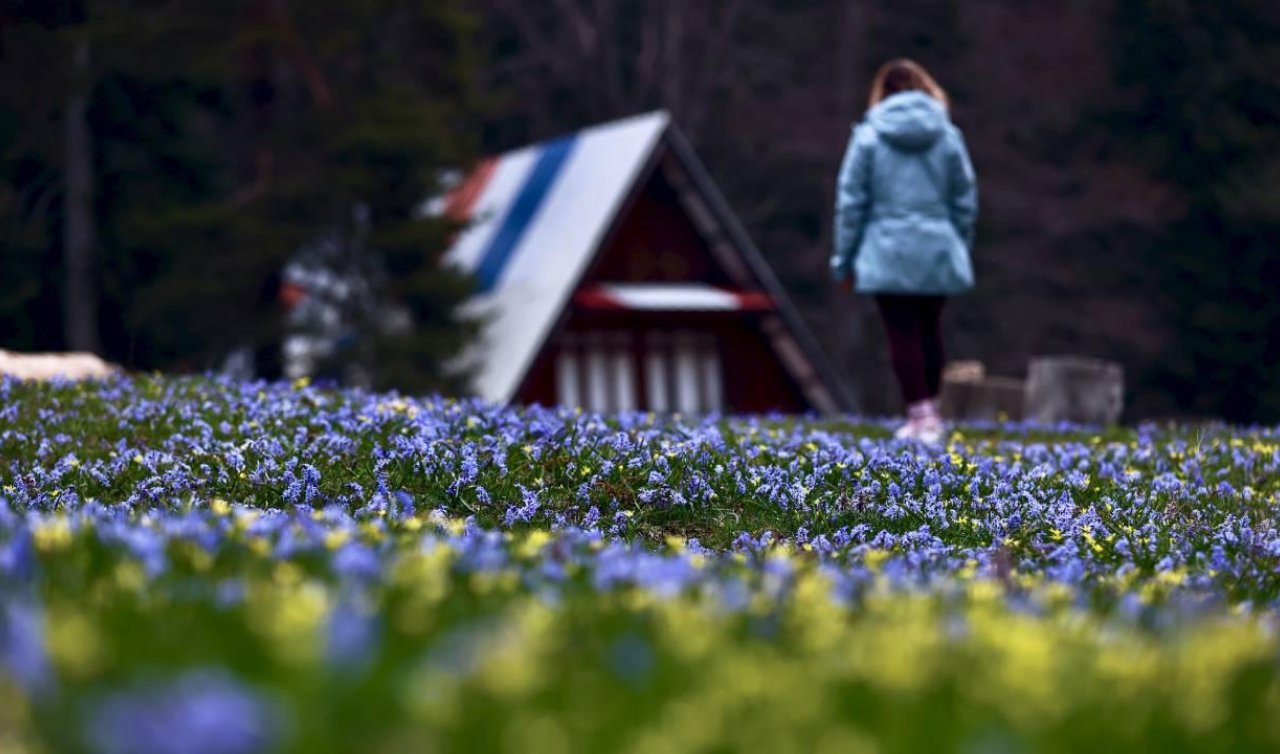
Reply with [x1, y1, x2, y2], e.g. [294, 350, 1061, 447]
[943, 360, 985, 383]
[1024, 357, 1123, 426]
[940, 373, 1026, 422]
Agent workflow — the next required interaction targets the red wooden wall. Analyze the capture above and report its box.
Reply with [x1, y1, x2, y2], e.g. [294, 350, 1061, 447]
[514, 153, 810, 414]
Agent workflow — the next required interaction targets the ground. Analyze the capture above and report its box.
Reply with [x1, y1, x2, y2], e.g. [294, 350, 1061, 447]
[2, 376, 1279, 753]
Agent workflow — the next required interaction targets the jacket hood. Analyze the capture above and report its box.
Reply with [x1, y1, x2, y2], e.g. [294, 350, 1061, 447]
[866, 91, 949, 152]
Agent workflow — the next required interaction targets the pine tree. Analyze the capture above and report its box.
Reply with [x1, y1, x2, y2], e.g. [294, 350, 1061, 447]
[2, 0, 480, 394]
[0, 0, 86, 352]
[142, 0, 480, 393]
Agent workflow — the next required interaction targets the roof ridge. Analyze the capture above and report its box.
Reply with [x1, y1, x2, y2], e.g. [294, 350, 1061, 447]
[490, 110, 671, 160]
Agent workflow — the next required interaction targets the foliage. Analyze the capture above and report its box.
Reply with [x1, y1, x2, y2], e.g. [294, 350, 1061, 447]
[0, 1, 479, 392]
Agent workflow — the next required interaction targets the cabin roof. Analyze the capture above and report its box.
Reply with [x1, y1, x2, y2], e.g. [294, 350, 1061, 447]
[437, 111, 856, 413]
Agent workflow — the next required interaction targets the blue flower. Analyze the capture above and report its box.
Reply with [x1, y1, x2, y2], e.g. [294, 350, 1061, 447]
[332, 543, 380, 582]
[325, 600, 379, 672]
[0, 599, 52, 695]
[0, 531, 35, 582]
[607, 634, 655, 688]
[86, 671, 283, 754]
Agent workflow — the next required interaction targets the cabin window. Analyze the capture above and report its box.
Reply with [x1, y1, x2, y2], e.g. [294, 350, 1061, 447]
[555, 331, 722, 414]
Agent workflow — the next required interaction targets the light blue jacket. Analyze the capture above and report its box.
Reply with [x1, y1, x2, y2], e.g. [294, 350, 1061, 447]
[831, 91, 978, 295]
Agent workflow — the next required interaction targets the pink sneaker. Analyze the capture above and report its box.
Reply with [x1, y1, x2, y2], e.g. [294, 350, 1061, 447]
[897, 400, 945, 444]
[914, 416, 945, 445]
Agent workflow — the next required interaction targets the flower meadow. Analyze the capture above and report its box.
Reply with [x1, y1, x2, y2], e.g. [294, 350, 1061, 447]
[3, 377, 1280, 753]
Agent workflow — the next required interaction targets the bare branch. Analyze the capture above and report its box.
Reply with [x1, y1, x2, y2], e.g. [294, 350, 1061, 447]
[659, 0, 686, 114]
[550, 0, 598, 56]
[684, 0, 749, 139]
[591, 0, 625, 112]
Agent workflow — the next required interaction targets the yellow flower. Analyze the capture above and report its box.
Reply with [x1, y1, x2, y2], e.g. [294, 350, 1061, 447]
[517, 530, 554, 559]
[189, 546, 214, 572]
[470, 569, 520, 595]
[864, 548, 892, 572]
[47, 610, 102, 679]
[113, 561, 146, 592]
[248, 580, 330, 665]
[273, 562, 304, 586]
[33, 517, 73, 553]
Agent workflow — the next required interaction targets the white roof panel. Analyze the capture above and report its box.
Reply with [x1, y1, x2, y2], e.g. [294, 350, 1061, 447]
[443, 146, 539, 273]
[444, 112, 670, 402]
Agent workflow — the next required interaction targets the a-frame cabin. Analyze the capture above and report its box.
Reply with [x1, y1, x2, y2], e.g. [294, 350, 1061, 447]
[437, 112, 854, 415]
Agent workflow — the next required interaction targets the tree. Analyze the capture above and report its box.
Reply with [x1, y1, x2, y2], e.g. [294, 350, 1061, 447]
[1, 0, 480, 394]
[133, 0, 480, 392]
[0, 0, 85, 352]
[1111, 0, 1280, 423]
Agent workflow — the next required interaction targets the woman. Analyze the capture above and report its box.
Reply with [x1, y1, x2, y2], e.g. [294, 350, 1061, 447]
[831, 59, 978, 443]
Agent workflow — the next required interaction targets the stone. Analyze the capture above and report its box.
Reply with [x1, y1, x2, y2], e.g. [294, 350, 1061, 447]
[1024, 356, 1123, 426]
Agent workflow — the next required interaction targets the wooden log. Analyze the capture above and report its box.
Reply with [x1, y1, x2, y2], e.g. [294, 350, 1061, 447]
[0, 350, 120, 381]
[1024, 357, 1124, 426]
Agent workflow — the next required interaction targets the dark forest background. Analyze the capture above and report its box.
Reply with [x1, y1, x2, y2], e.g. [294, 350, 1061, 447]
[2, 0, 1278, 422]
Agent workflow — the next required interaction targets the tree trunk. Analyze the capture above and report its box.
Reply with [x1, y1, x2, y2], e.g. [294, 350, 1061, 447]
[63, 38, 100, 354]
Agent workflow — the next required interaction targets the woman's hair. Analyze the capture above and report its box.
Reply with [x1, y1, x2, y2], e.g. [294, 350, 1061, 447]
[868, 59, 950, 111]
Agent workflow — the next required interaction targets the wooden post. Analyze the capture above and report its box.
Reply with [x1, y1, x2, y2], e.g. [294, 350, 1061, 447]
[1024, 357, 1124, 426]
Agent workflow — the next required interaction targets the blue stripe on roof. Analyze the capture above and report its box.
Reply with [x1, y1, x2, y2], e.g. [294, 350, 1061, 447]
[474, 135, 579, 293]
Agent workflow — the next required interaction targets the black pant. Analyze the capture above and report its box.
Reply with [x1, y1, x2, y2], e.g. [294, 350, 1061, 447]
[876, 295, 946, 405]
